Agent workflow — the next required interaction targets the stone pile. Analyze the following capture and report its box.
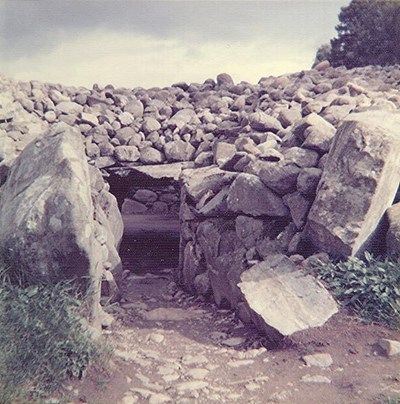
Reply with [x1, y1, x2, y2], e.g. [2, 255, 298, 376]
[121, 184, 180, 216]
[0, 62, 400, 334]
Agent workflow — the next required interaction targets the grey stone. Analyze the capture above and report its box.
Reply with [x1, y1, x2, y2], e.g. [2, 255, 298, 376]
[306, 111, 400, 257]
[134, 189, 158, 203]
[292, 113, 335, 143]
[141, 117, 161, 135]
[56, 101, 83, 115]
[121, 199, 148, 214]
[258, 161, 301, 195]
[301, 375, 331, 384]
[302, 125, 336, 153]
[378, 338, 400, 357]
[248, 110, 282, 133]
[235, 216, 268, 249]
[278, 108, 302, 128]
[140, 146, 164, 164]
[213, 141, 237, 166]
[283, 192, 312, 229]
[227, 173, 289, 217]
[124, 99, 144, 118]
[182, 166, 237, 203]
[297, 167, 322, 197]
[238, 255, 338, 338]
[164, 139, 195, 161]
[198, 187, 229, 216]
[216, 73, 234, 87]
[168, 108, 197, 131]
[282, 147, 319, 168]
[114, 145, 140, 162]
[302, 353, 333, 368]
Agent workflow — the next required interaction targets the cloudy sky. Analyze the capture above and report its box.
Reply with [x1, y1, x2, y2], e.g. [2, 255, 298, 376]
[0, 0, 349, 89]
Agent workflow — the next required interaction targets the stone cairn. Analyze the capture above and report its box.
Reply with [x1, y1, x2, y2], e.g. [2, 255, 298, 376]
[0, 61, 399, 337]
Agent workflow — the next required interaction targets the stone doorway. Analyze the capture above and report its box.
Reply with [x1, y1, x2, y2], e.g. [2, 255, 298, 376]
[107, 166, 182, 275]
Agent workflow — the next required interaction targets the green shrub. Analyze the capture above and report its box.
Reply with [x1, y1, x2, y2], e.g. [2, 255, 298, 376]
[0, 266, 105, 402]
[310, 252, 400, 328]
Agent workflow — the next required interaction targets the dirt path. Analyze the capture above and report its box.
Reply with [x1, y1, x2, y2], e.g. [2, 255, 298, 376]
[58, 266, 400, 404]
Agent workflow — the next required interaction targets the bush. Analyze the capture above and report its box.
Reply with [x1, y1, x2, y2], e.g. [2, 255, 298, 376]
[0, 266, 105, 402]
[310, 252, 400, 328]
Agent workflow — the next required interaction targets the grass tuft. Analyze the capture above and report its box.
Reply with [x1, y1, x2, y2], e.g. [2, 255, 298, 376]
[0, 264, 106, 402]
[309, 252, 400, 328]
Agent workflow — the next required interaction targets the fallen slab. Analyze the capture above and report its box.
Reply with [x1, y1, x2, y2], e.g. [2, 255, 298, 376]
[238, 255, 338, 340]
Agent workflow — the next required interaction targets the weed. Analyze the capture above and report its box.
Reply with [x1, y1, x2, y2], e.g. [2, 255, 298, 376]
[0, 265, 106, 402]
[380, 397, 400, 404]
[309, 252, 400, 328]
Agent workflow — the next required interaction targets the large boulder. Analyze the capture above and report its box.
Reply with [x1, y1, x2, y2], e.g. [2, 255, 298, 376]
[238, 255, 338, 341]
[0, 123, 122, 325]
[306, 111, 400, 257]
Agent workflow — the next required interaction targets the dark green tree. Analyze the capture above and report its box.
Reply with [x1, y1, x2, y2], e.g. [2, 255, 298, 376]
[329, 0, 400, 68]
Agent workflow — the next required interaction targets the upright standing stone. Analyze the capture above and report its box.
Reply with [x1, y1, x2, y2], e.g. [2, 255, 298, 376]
[306, 111, 400, 257]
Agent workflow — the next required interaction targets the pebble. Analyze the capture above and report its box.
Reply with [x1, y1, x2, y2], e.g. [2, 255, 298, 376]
[176, 380, 209, 392]
[149, 393, 173, 404]
[221, 337, 246, 347]
[301, 374, 331, 384]
[147, 333, 165, 344]
[378, 338, 400, 357]
[228, 359, 255, 368]
[120, 394, 138, 404]
[245, 382, 261, 391]
[182, 354, 209, 366]
[186, 368, 210, 379]
[302, 353, 333, 368]
[142, 307, 205, 321]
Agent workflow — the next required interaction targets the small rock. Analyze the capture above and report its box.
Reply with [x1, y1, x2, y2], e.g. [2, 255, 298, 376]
[120, 394, 138, 404]
[221, 337, 246, 347]
[149, 393, 173, 404]
[182, 354, 209, 366]
[176, 380, 209, 392]
[301, 374, 331, 384]
[245, 382, 260, 391]
[147, 333, 165, 344]
[186, 368, 209, 380]
[378, 338, 400, 357]
[227, 359, 255, 368]
[302, 353, 333, 368]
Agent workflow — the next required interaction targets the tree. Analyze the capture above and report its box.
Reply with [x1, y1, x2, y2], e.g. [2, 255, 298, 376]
[312, 43, 332, 68]
[328, 0, 400, 68]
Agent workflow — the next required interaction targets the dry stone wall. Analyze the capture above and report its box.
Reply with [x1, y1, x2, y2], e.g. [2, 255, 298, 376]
[1, 62, 400, 335]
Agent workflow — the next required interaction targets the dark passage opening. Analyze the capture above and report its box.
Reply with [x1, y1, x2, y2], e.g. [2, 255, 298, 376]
[119, 214, 180, 274]
[106, 169, 181, 274]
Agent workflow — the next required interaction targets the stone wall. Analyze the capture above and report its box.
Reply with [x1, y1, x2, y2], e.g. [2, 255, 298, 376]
[1, 62, 400, 334]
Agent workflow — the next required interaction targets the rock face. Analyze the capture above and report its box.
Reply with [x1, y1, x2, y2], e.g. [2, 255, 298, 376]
[306, 111, 400, 257]
[0, 123, 122, 325]
[238, 255, 338, 340]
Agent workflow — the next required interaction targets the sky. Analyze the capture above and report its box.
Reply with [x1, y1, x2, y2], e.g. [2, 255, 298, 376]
[0, 0, 350, 89]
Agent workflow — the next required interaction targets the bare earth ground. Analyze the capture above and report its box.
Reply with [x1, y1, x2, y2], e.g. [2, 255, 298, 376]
[58, 266, 400, 404]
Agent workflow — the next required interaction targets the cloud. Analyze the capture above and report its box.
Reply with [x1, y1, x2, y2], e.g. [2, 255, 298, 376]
[0, 0, 347, 57]
[0, 29, 316, 88]
[0, 0, 350, 87]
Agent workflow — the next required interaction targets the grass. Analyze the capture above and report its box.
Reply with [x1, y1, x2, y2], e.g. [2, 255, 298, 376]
[380, 397, 400, 404]
[0, 264, 107, 403]
[309, 252, 400, 328]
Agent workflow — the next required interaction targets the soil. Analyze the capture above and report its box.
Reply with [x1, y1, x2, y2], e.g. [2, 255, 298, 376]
[58, 265, 400, 404]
